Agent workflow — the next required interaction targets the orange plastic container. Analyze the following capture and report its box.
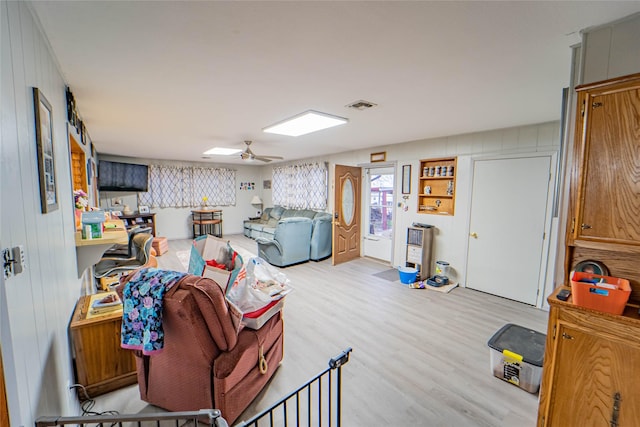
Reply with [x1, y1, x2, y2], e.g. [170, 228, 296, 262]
[570, 271, 631, 315]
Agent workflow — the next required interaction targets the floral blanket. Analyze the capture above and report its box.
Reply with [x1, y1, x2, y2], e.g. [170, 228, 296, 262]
[121, 268, 187, 355]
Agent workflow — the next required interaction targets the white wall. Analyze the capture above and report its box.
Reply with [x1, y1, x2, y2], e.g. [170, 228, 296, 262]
[1, 2, 81, 425]
[581, 12, 640, 85]
[98, 155, 265, 239]
[260, 122, 561, 299]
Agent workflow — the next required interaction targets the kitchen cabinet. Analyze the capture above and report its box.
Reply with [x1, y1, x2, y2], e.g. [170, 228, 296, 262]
[538, 72, 640, 425]
[537, 288, 640, 426]
[565, 72, 640, 302]
[570, 73, 640, 247]
[417, 157, 456, 215]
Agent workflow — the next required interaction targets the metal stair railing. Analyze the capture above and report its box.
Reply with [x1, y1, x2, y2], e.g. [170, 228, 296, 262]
[35, 409, 228, 427]
[237, 347, 352, 427]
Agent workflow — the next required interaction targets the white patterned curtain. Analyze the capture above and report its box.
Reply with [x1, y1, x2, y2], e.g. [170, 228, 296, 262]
[188, 167, 236, 206]
[138, 165, 236, 208]
[272, 162, 327, 209]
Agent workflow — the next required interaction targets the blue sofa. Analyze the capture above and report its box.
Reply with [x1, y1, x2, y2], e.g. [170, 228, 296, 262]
[256, 217, 313, 267]
[244, 206, 332, 264]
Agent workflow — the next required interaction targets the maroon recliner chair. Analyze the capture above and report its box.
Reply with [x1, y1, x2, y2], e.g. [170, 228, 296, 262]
[120, 273, 284, 424]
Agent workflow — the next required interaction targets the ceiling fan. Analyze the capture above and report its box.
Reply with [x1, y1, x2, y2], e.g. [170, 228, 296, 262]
[240, 140, 284, 163]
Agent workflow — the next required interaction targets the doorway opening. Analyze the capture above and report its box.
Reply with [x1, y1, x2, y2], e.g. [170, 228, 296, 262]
[363, 166, 395, 263]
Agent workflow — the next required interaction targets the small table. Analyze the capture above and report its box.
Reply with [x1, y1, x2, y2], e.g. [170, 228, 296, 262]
[192, 209, 223, 238]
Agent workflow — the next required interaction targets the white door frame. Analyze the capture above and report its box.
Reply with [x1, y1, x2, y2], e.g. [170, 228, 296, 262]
[462, 151, 557, 308]
[357, 161, 397, 265]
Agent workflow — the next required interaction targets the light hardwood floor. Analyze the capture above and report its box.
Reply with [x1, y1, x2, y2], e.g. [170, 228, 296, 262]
[94, 234, 549, 426]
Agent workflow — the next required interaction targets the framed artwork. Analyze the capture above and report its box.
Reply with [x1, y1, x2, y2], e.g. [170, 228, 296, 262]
[33, 88, 58, 213]
[79, 121, 87, 145]
[370, 151, 386, 162]
[139, 205, 150, 214]
[87, 158, 92, 185]
[402, 164, 411, 194]
[263, 180, 271, 190]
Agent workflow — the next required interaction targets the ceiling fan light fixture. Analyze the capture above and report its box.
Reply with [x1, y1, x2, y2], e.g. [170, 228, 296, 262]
[203, 147, 243, 156]
[263, 110, 348, 137]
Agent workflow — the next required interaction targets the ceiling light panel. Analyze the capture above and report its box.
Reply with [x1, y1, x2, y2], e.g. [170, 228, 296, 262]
[203, 147, 243, 155]
[263, 110, 348, 137]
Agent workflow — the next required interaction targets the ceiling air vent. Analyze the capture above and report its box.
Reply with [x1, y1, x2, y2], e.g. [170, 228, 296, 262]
[346, 100, 377, 110]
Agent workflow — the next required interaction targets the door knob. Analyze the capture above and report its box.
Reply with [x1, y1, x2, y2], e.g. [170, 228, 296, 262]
[470, 232, 478, 238]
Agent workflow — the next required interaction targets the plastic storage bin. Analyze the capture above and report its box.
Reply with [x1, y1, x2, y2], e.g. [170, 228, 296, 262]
[570, 271, 631, 315]
[487, 323, 546, 393]
[242, 299, 285, 330]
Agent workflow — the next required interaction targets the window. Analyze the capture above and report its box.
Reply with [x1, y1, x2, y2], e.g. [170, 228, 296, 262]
[138, 164, 236, 208]
[272, 162, 327, 209]
[367, 171, 394, 238]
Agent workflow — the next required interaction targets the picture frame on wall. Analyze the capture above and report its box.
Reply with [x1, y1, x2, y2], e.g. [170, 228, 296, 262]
[402, 164, 411, 194]
[80, 121, 87, 145]
[33, 88, 58, 213]
[370, 151, 386, 162]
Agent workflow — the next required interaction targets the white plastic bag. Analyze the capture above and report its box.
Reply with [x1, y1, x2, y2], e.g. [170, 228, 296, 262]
[226, 257, 292, 313]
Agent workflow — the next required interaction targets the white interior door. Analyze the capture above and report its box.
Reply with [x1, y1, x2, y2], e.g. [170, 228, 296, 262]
[466, 155, 552, 305]
[363, 167, 394, 262]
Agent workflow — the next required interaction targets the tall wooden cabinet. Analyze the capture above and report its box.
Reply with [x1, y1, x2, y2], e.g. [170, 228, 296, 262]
[537, 73, 640, 425]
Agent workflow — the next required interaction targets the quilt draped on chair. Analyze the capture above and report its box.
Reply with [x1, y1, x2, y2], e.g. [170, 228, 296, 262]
[121, 268, 187, 354]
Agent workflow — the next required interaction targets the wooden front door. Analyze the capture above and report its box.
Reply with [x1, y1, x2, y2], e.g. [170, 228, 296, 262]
[333, 165, 362, 265]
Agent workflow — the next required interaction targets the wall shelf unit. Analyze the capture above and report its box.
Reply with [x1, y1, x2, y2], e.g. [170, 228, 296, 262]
[118, 212, 156, 237]
[418, 157, 457, 215]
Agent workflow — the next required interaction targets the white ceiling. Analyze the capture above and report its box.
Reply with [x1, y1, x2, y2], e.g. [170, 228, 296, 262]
[31, 1, 640, 165]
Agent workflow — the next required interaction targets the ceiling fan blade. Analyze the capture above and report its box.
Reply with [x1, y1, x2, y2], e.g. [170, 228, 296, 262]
[254, 156, 273, 163]
[257, 155, 284, 160]
[240, 141, 283, 162]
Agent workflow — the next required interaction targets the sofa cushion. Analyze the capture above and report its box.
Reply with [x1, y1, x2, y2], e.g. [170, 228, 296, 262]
[269, 206, 285, 220]
[260, 209, 271, 221]
[280, 209, 297, 219]
[248, 223, 265, 231]
[300, 209, 318, 219]
[313, 212, 332, 221]
[261, 227, 276, 236]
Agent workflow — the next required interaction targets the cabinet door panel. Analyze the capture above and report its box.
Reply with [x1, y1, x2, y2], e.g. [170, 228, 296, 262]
[578, 88, 640, 244]
[547, 324, 640, 425]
